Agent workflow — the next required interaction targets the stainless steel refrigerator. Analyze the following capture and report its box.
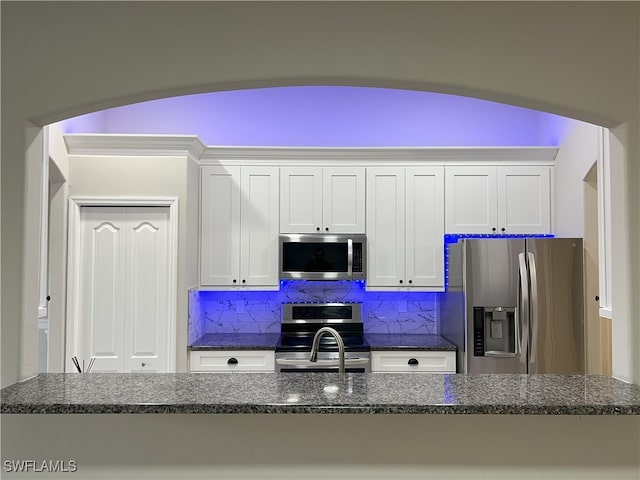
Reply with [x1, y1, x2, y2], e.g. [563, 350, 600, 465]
[443, 238, 585, 374]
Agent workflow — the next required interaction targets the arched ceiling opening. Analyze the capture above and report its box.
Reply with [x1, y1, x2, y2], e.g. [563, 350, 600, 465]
[59, 85, 579, 147]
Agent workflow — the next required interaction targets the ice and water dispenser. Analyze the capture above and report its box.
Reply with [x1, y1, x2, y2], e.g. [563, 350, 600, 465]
[472, 306, 517, 357]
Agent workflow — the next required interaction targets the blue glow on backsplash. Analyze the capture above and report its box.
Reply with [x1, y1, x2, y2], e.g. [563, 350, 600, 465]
[189, 280, 440, 340]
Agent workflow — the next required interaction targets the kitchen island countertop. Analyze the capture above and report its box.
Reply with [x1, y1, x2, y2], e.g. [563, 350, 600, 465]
[2, 373, 639, 415]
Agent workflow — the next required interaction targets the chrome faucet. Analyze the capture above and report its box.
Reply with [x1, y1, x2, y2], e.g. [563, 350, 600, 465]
[309, 326, 345, 376]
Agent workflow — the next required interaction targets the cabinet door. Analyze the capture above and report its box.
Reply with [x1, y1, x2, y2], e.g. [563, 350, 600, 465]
[280, 167, 323, 233]
[406, 167, 445, 288]
[371, 351, 456, 373]
[240, 167, 280, 286]
[366, 168, 405, 286]
[323, 167, 366, 233]
[189, 350, 275, 372]
[497, 166, 551, 234]
[445, 166, 498, 234]
[200, 166, 241, 285]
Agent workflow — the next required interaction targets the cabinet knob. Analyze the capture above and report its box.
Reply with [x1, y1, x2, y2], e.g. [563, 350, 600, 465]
[141, 362, 146, 367]
[399, 280, 403, 284]
[316, 227, 320, 231]
[595, 295, 600, 302]
[242, 279, 246, 284]
[232, 279, 237, 284]
[408, 358, 419, 366]
[501, 227, 506, 232]
[408, 280, 413, 284]
[325, 227, 329, 232]
[492, 227, 497, 232]
[227, 357, 238, 365]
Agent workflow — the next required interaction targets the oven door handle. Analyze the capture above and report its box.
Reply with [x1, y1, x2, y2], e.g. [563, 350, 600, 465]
[275, 358, 369, 367]
[347, 238, 353, 279]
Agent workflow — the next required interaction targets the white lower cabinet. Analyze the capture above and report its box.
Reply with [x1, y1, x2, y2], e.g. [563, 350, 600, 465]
[371, 351, 456, 373]
[189, 350, 275, 372]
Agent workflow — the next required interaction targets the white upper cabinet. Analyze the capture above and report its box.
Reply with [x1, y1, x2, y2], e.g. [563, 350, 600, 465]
[200, 165, 279, 287]
[367, 166, 445, 289]
[405, 167, 445, 287]
[445, 165, 551, 234]
[280, 166, 365, 233]
[445, 166, 497, 234]
[497, 166, 551, 234]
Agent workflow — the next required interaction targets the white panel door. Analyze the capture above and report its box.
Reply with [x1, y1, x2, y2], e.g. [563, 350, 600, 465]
[124, 207, 170, 373]
[79, 207, 127, 372]
[445, 166, 498, 234]
[406, 166, 445, 288]
[280, 167, 323, 233]
[323, 167, 366, 233]
[79, 206, 171, 373]
[240, 166, 280, 286]
[200, 166, 241, 285]
[366, 168, 405, 286]
[498, 166, 551, 234]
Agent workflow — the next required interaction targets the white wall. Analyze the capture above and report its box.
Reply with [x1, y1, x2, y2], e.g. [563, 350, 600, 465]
[67, 154, 191, 372]
[553, 121, 600, 237]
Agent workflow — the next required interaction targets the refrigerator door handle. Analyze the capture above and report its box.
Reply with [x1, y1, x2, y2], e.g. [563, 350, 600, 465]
[518, 253, 529, 364]
[527, 252, 539, 366]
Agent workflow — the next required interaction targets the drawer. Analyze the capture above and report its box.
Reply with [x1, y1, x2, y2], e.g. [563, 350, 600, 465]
[371, 350, 456, 373]
[189, 350, 275, 372]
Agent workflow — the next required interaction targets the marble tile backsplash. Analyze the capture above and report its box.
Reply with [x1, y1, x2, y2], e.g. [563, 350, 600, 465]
[189, 281, 439, 343]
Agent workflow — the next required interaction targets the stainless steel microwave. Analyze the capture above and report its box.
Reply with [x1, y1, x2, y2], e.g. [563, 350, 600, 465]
[279, 234, 366, 281]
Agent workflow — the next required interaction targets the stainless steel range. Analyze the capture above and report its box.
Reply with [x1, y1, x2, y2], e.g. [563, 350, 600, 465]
[275, 303, 371, 372]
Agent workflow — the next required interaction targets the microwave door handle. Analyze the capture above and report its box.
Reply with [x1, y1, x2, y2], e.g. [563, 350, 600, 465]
[347, 238, 353, 279]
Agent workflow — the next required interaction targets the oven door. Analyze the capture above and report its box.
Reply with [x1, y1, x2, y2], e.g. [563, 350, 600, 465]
[279, 234, 365, 280]
[275, 352, 371, 373]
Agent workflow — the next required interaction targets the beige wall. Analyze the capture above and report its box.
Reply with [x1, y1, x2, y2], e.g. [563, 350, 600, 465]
[3, 414, 639, 479]
[2, 3, 640, 477]
[553, 122, 600, 237]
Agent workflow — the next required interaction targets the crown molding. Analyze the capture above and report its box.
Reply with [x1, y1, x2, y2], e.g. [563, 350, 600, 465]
[199, 145, 558, 165]
[64, 134, 207, 158]
[63, 134, 557, 165]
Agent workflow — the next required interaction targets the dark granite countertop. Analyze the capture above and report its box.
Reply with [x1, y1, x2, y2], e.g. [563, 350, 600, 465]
[366, 334, 457, 351]
[189, 333, 457, 351]
[189, 333, 280, 350]
[2, 373, 639, 415]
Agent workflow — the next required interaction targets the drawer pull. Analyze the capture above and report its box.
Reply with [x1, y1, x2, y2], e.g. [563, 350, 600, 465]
[408, 358, 419, 366]
[227, 357, 238, 365]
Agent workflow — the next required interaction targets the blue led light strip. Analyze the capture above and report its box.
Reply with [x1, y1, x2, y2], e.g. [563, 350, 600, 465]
[442, 233, 554, 290]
